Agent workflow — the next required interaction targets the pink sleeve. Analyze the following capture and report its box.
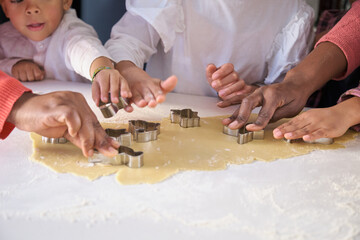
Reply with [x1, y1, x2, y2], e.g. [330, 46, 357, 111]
[0, 71, 32, 139]
[338, 84, 360, 132]
[315, 0, 360, 80]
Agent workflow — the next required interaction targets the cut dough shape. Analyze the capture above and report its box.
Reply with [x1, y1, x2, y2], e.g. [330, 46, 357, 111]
[30, 115, 358, 185]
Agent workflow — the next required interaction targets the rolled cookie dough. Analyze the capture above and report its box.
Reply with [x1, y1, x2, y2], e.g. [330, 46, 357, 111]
[30, 115, 357, 185]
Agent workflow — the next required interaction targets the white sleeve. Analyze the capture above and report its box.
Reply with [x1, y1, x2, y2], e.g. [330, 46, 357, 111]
[264, 2, 315, 85]
[105, 0, 184, 68]
[105, 12, 161, 69]
[60, 10, 113, 80]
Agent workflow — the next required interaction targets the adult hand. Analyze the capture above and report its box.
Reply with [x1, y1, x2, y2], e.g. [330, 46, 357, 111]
[116, 61, 177, 109]
[222, 80, 309, 131]
[12, 60, 45, 82]
[222, 41, 348, 132]
[7, 91, 120, 157]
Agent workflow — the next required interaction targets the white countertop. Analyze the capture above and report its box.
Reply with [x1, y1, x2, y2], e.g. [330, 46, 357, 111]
[1, 80, 359, 240]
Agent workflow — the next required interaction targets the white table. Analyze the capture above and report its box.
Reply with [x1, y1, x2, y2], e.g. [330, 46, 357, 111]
[1, 80, 359, 240]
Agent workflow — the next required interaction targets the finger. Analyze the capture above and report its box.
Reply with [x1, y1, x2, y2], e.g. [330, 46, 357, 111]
[124, 105, 134, 113]
[160, 75, 177, 94]
[227, 97, 257, 129]
[91, 81, 101, 106]
[97, 75, 110, 103]
[94, 134, 119, 158]
[212, 63, 234, 80]
[245, 92, 282, 132]
[217, 94, 244, 108]
[33, 67, 44, 80]
[109, 74, 120, 104]
[222, 108, 240, 126]
[60, 106, 82, 137]
[119, 74, 132, 98]
[19, 70, 28, 82]
[12, 69, 20, 80]
[26, 68, 35, 81]
[283, 123, 315, 140]
[131, 89, 148, 107]
[206, 64, 217, 85]
[302, 129, 328, 142]
[154, 75, 177, 103]
[218, 80, 246, 98]
[273, 114, 314, 139]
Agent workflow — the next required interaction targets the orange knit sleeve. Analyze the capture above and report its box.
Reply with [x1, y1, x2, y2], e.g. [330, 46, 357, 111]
[0, 71, 32, 139]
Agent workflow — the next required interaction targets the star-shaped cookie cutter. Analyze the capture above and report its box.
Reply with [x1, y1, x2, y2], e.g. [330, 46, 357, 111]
[42, 136, 68, 144]
[88, 146, 144, 168]
[98, 94, 128, 118]
[105, 128, 131, 147]
[223, 124, 264, 144]
[128, 120, 160, 142]
[170, 109, 200, 128]
[284, 138, 334, 145]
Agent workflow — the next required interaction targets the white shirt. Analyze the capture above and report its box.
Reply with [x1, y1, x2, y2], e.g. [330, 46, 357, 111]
[106, 0, 314, 97]
[0, 9, 112, 82]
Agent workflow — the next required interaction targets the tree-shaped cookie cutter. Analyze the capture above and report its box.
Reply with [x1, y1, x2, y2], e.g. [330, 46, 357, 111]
[105, 128, 131, 147]
[88, 146, 144, 168]
[99, 94, 128, 118]
[42, 136, 68, 144]
[223, 124, 264, 144]
[170, 109, 200, 128]
[128, 120, 160, 142]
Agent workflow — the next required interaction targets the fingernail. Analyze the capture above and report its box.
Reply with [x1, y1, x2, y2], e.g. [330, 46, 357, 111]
[211, 81, 217, 88]
[273, 129, 282, 138]
[284, 133, 293, 139]
[218, 90, 225, 97]
[228, 121, 238, 129]
[87, 149, 94, 157]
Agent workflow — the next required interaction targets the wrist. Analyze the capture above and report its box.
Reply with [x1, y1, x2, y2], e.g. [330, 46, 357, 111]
[7, 92, 36, 125]
[333, 97, 360, 128]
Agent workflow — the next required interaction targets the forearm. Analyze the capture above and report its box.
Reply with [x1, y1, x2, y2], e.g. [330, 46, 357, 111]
[115, 60, 149, 79]
[284, 41, 347, 97]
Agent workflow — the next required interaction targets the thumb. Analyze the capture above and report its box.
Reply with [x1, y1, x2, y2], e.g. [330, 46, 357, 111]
[55, 106, 82, 137]
[160, 75, 177, 94]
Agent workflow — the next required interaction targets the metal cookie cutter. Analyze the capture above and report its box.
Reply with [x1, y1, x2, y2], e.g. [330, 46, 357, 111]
[223, 124, 264, 145]
[105, 128, 131, 147]
[170, 109, 200, 128]
[128, 120, 160, 142]
[88, 146, 144, 168]
[42, 136, 68, 144]
[285, 138, 334, 145]
[99, 94, 128, 118]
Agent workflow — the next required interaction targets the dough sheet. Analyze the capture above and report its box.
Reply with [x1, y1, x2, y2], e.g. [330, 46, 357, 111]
[30, 115, 357, 185]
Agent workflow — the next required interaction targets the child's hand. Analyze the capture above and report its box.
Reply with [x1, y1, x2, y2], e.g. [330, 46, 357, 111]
[206, 63, 258, 102]
[273, 97, 360, 141]
[12, 60, 45, 82]
[91, 68, 132, 111]
[116, 61, 177, 108]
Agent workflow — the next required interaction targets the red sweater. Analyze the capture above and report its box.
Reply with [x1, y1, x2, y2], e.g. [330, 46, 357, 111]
[0, 71, 31, 139]
[316, 0, 360, 79]
[316, 1, 360, 131]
